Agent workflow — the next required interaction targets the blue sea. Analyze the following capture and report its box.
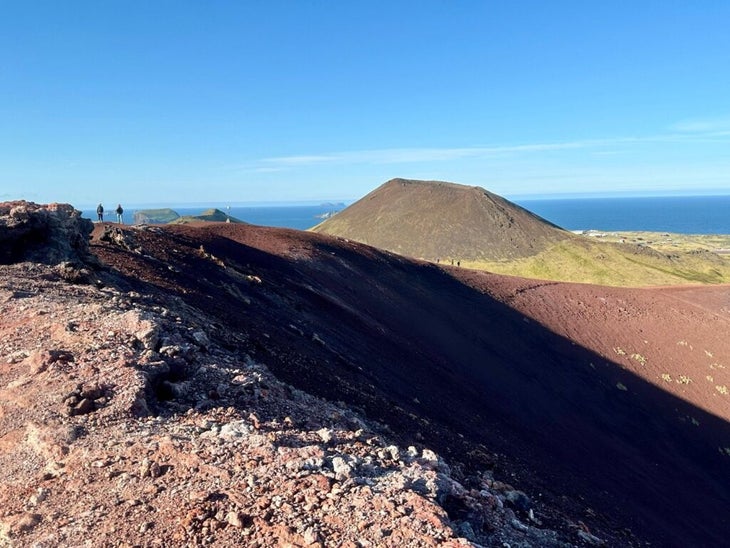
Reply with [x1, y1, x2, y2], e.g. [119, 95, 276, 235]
[516, 195, 730, 234]
[82, 195, 730, 234]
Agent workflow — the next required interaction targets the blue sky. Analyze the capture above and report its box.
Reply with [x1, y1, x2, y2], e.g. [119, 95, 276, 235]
[2, 1, 730, 207]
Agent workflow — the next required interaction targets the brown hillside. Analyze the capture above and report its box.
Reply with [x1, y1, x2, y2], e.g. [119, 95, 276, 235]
[86, 221, 730, 547]
[3, 206, 730, 546]
[311, 178, 572, 261]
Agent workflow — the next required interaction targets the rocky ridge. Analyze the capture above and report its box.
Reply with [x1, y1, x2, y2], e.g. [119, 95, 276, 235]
[0, 201, 95, 269]
[0, 205, 574, 546]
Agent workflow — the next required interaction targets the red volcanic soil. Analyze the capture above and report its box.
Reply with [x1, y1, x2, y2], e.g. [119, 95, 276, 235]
[92, 222, 730, 547]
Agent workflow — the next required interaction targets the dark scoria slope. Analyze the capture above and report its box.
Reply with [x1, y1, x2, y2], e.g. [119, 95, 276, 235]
[91, 222, 730, 547]
[311, 178, 572, 260]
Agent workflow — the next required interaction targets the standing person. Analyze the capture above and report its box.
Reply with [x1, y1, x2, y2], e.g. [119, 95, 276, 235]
[96, 203, 104, 221]
[115, 204, 124, 224]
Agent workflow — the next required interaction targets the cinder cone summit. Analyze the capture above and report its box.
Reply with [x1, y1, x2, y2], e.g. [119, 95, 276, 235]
[311, 178, 572, 260]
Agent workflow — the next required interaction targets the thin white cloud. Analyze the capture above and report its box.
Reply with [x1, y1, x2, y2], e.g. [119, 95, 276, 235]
[242, 119, 730, 172]
[669, 116, 730, 133]
[257, 141, 591, 168]
[265, 155, 340, 166]
[251, 166, 289, 173]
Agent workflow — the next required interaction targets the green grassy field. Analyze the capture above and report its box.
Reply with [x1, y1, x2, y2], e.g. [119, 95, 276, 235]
[461, 232, 730, 286]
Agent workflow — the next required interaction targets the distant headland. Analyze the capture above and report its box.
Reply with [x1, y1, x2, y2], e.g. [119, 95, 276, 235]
[132, 208, 245, 225]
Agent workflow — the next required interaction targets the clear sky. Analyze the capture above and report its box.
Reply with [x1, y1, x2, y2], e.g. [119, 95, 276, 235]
[2, 1, 730, 207]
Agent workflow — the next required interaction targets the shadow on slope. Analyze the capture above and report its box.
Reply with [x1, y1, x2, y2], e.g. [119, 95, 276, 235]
[91, 223, 730, 547]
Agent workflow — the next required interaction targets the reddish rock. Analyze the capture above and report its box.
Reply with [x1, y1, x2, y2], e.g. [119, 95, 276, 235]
[2, 208, 729, 547]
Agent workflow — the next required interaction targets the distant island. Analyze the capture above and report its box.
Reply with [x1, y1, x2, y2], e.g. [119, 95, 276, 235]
[314, 202, 346, 220]
[133, 208, 244, 225]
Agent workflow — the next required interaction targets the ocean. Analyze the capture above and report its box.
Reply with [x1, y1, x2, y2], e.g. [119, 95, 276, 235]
[82, 195, 730, 234]
[516, 195, 730, 234]
[515, 195, 730, 234]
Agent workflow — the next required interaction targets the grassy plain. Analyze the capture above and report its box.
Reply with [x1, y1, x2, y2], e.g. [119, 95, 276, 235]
[461, 231, 730, 286]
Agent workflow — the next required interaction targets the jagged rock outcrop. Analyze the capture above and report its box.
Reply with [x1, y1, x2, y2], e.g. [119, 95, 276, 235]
[0, 201, 94, 266]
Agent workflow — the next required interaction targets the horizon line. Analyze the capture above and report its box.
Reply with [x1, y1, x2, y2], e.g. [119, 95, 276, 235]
[70, 188, 730, 210]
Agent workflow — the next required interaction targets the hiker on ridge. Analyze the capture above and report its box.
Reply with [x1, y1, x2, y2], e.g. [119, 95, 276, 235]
[96, 203, 104, 221]
[116, 204, 124, 224]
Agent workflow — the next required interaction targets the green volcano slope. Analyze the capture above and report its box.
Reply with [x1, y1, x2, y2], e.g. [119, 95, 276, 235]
[313, 179, 730, 286]
[311, 178, 572, 261]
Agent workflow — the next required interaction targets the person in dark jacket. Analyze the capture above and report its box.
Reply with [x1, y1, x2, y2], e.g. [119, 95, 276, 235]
[115, 204, 124, 224]
[96, 203, 104, 221]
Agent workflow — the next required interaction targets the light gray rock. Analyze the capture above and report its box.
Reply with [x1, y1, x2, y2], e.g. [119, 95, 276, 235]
[219, 420, 252, 439]
[317, 428, 333, 444]
[331, 456, 353, 480]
